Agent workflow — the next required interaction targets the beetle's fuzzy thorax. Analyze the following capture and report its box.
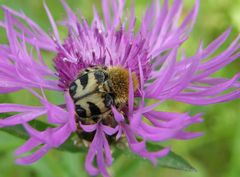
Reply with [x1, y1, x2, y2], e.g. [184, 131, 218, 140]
[107, 66, 139, 105]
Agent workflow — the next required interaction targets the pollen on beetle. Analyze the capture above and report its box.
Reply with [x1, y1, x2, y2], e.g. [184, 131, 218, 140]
[107, 66, 139, 104]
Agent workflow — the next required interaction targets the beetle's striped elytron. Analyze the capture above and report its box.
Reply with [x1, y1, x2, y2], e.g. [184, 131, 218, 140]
[69, 66, 139, 121]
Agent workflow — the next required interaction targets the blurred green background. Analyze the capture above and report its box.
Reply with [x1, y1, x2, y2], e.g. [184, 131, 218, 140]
[0, 0, 239, 177]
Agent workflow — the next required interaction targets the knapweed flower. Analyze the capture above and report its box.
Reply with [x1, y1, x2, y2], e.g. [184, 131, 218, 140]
[0, 0, 239, 176]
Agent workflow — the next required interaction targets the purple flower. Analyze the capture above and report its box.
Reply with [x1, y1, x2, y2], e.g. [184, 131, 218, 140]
[0, 0, 239, 176]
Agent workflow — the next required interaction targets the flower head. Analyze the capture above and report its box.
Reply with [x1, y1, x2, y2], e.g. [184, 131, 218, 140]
[0, 0, 239, 177]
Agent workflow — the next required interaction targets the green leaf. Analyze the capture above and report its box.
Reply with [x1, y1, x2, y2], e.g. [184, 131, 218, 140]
[149, 143, 196, 172]
[0, 113, 87, 152]
[1, 124, 29, 140]
[0, 113, 28, 139]
[0, 113, 51, 140]
[113, 142, 196, 172]
[1, 114, 196, 171]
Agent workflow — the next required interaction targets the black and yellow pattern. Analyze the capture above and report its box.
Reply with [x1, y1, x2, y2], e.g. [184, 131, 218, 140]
[69, 66, 115, 119]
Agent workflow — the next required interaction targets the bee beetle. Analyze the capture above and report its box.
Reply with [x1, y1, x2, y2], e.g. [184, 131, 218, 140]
[69, 66, 139, 121]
